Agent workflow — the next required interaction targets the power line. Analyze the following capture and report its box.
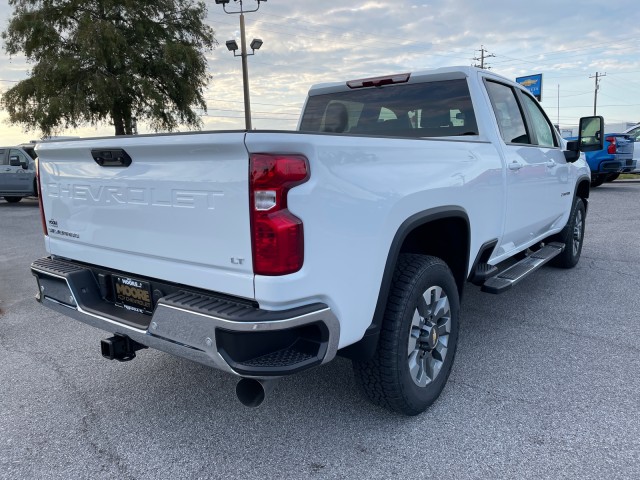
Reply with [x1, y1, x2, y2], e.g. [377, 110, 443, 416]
[203, 106, 298, 116]
[491, 36, 640, 66]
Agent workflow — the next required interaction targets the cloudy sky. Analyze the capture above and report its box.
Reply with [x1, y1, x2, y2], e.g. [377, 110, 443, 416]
[1, 0, 639, 144]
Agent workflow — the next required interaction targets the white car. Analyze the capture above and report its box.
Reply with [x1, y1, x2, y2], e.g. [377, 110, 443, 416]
[624, 123, 640, 173]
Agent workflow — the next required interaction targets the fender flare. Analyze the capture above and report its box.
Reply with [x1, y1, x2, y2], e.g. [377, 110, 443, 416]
[574, 174, 590, 208]
[339, 206, 470, 360]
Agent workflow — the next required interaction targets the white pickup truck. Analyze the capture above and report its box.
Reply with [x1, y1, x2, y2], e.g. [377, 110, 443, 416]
[31, 66, 602, 415]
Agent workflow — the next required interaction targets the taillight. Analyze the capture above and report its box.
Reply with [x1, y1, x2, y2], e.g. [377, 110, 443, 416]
[35, 158, 48, 236]
[249, 154, 309, 275]
[606, 136, 616, 155]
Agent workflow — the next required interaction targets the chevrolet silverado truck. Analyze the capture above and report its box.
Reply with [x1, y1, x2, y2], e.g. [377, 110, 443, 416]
[30, 67, 602, 415]
[0, 146, 37, 203]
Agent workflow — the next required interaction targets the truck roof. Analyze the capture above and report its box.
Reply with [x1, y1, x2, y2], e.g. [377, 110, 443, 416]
[307, 65, 515, 97]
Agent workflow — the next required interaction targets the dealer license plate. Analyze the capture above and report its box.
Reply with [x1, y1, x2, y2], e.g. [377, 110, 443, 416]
[112, 275, 153, 314]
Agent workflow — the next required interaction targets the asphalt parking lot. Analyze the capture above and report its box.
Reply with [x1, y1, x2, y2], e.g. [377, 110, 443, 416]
[1, 182, 639, 480]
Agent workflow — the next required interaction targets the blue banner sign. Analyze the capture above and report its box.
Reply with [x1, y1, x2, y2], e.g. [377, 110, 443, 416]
[516, 74, 543, 101]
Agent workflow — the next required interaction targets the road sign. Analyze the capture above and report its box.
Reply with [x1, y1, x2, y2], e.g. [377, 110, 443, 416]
[516, 74, 543, 101]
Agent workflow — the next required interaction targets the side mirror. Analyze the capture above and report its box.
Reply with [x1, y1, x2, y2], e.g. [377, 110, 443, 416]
[10, 155, 29, 169]
[564, 141, 580, 162]
[578, 116, 605, 152]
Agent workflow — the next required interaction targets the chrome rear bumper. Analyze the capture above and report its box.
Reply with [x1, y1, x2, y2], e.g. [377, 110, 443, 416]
[31, 257, 340, 377]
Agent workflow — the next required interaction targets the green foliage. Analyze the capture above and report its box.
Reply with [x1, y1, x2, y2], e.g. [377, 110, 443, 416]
[2, 0, 217, 135]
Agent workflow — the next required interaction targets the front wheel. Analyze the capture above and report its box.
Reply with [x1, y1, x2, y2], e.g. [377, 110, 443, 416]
[352, 254, 460, 415]
[4, 196, 22, 203]
[550, 198, 586, 268]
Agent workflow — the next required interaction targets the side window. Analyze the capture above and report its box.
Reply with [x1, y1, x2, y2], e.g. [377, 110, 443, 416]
[0, 149, 6, 165]
[629, 126, 640, 141]
[521, 94, 557, 147]
[485, 81, 530, 144]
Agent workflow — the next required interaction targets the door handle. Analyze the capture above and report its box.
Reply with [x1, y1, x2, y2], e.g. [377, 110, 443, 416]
[545, 160, 557, 168]
[508, 161, 524, 171]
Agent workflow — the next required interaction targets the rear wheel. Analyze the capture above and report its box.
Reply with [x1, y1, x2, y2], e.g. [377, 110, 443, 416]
[353, 254, 460, 415]
[4, 196, 22, 203]
[605, 173, 620, 182]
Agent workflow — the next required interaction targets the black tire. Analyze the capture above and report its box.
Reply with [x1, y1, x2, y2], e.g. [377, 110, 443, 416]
[605, 173, 620, 182]
[4, 196, 22, 203]
[352, 254, 460, 415]
[590, 175, 605, 187]
[550, 198, 586, 269]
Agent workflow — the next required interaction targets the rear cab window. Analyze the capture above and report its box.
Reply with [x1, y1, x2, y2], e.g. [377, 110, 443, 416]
[299, 79, 479, 138]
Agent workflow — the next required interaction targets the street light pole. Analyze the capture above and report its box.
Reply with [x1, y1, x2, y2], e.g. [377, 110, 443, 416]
[239, 11, 251, 130]
[216, 0, 266, 130]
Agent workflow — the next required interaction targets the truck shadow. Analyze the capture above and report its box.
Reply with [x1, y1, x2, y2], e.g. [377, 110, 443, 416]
[0, 197, 40, 207]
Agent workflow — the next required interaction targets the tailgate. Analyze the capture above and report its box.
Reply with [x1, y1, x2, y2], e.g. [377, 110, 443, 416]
[613, 134, 634, 158]
[36, 133, 255, 300]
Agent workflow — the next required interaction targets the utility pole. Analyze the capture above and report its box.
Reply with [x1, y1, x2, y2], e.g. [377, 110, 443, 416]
[473, 45, 495, 69]
[589, 72, 606, 116]
[557, 84, 560, 127]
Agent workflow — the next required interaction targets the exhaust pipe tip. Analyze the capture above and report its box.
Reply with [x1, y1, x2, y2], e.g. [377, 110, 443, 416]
[236, 378, 275, 408]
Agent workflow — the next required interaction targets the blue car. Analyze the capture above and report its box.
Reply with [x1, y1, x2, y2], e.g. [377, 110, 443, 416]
[566, 133, 635, 186]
